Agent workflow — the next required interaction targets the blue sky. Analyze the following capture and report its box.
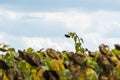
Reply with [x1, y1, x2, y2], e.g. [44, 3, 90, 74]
[0, 0, 120, 52]
[1, 0, 120, 11]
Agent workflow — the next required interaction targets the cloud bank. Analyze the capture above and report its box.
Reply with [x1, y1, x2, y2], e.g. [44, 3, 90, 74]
[0, 7, 120, 51]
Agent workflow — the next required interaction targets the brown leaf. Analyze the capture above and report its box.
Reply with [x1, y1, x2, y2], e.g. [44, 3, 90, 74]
[43, 70, 60, 80]
[18, 50, 25, 60]
[25, 54, 41, 66]
[72, 54, 84, 66]
[65, 34, 70, 38]
[99, 44, 112, 56]
[0, 48, 8, 52]
[46, 48, 62, 60]
[97, 55, 113, 74]
[0, 59, 10, 70]
[115, 44, 120, 50]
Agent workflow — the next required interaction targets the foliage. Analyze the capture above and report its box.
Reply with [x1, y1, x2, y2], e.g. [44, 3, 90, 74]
[0, 32, 120, 80]
[65, 32, 84, 53]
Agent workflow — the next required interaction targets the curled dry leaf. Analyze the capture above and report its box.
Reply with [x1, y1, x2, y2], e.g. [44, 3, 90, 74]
[25, 53, 41, 66]
[46, 48, 62, 60]
[0, 59, 10, 70]
[43, 70, 60, 80]
[115, 44, 120, 50]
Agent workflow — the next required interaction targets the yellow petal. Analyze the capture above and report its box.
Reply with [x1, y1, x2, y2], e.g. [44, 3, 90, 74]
[2, 73, 9, 80]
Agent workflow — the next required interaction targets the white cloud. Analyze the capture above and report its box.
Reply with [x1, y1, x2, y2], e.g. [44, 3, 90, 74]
[22, 10, 120, 37]
[24, 10, 120, 34]
[3, 11, 22, 20]
[0, 31, 120, 52]
[0, 9, 24, 20]
[0, 8, 91, 30]
[22, 37, 74, 51]
[0, 32, 74, 51]
[107, 38, 120, 45]
[0, 7, 120, 51]
[0, 8, 120, 34]
[26, 11, 91, 31]
[0, 32, 7, 43]
[0, 34, 3, 42]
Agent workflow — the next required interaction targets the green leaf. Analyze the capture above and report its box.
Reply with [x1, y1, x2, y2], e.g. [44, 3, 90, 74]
[63, 52, 70, 61]
[18, 61, 26, 69]
[79, 48, 84, 52]
[8, 48, 15, 52]
[26, 47, 34, 53]
[2, 44, 9, 49]
[112, 49, 120, 55]
[18, 61, 31, 74]
[8, 48, 18, 57]
[75, 43, 80, 53]
[65, 32, 84, 53]
[38, 52, 46, 58]
[42, 60, 51, 69]
[0, 69, 2, 77]
[86, 68, 98, 80]
[4, 52, 15, 66]
[4, 53, 10, 59]
[80, 38, 84, 43]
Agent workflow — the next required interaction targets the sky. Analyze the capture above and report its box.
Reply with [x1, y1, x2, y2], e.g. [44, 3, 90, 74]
[0, 0, 120, 52]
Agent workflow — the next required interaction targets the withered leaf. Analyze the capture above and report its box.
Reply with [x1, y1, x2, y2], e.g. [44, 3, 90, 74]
[97, 55, 113, 74]
[88, 51, 96, 57]
[25, 54, 41, 66]
[0, 59, 10, 70]
[72, 54, 84, 66]
[115, 44, 120, 50]
[14, 73, 25, 80]
[46, 48, 61, 60]
[65, 34, 70, 38]
[0, 48, 8, 52]
[99, 44, 112, 56]
[18, 50, 25, 60]
[43, 70, 60, 80]
[116, 54, 120, 60]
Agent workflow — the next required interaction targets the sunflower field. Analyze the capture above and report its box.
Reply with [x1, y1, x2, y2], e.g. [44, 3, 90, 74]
[0, 32, 120, 80]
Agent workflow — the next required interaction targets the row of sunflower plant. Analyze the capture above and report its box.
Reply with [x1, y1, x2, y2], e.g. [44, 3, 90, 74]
[0, 32, 120, 80]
